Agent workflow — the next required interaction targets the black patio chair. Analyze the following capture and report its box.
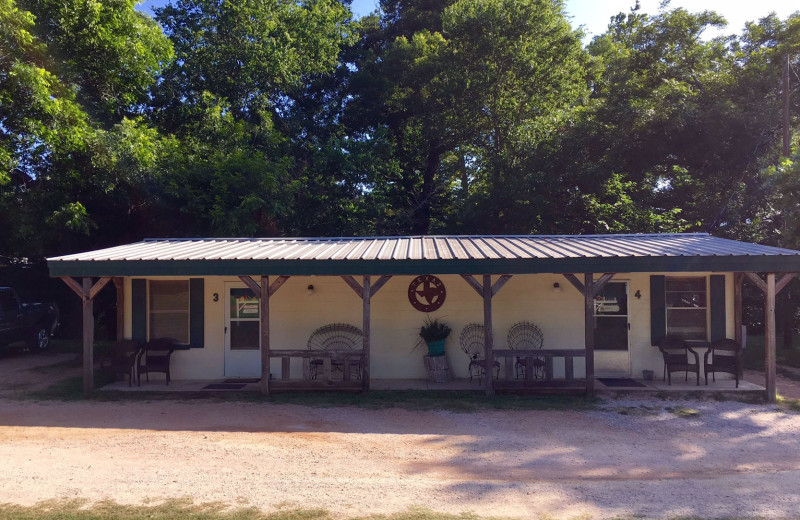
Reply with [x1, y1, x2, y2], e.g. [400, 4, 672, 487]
[704, 338, 742, 388]
[657, 335, 700, 385]
[137, 337, 178, 386]
[104, 339, 140, 387]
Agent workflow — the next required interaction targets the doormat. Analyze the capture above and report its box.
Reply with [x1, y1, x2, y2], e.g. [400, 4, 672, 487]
[222, 378, 260, 384]
[597, 378, 647, 388]
[202, 383, 246, 390]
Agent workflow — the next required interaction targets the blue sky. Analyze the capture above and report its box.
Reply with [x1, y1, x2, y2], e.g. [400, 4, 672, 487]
[137, 0, 798, 40]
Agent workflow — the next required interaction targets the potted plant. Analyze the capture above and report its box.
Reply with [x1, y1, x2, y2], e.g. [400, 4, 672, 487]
[417, 316, 451, 357]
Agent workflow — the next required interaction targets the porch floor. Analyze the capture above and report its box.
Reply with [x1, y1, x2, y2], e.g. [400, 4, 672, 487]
[99, 376, 765, 394]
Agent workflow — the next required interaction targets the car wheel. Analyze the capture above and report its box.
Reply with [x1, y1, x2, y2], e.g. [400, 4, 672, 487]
[28, 327, 49, 351]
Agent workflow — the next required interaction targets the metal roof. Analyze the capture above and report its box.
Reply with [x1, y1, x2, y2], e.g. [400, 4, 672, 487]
[47, 234, 800, 277]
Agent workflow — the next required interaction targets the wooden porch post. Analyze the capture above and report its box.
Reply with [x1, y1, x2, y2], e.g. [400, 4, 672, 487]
[82, 277, 94, 397]
[59, 276, 112, 398]
[341, 275, 391, 393]
[482, 274, 494, 397]
[584, 273, 595, 397]
[734, 273, 743, 346]
[113, 277, 124, 341]
[744, 272, 795, 403]
[734, 273, 743, 379]
[563, 273, 615, 398]
[459, 274, 512, 397]
[260, 276, 270, 395]
[362, 275, 371, 392]
[766, 273, 776, 403]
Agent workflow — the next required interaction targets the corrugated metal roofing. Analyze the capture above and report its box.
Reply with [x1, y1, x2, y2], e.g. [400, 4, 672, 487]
[47, 234, 800, 277]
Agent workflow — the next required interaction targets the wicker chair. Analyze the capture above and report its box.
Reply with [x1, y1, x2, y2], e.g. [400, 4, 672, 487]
[136, 337, 178, 386]
[459, 324, 499, 383]
[704, 338, 742, 387]
[102, 339, 140, 387]
[657, 335, 700, 385]
[507, 322, 546, 379]
[307, 324, 363, 380]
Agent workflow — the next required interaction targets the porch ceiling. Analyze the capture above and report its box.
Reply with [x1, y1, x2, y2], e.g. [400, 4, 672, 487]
[47, 234, 800, 277]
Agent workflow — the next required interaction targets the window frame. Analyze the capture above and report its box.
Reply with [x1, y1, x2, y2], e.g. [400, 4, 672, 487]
[665, 276, 709, 342]
[147, 279, 191, 345]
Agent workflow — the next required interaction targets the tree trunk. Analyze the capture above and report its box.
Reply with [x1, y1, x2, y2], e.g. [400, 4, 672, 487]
[411, 148, 441, 235]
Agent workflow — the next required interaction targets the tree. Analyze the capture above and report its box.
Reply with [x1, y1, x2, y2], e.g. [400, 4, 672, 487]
[348, 0, 587, 234]
[151, 0, 356, 237]
[0, 0, 173, 258]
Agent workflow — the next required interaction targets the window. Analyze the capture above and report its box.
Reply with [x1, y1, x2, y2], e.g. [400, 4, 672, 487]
[149, 280, 190, 344]
[665, 277, 707, 341]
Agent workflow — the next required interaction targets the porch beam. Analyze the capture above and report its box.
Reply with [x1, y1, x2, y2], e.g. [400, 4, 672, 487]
[491, 274, 513, 297]
[113, 278, 124, 341]
[268, 275, 290, 296]
[460, 274, 484, 297]
[88, 276, 112, 300]
[744, 272, 767, 294]
[82, 277, 94, 397]
[776, 273, 796, 295]
[583, 273, 595, 397]
[341, 275, 363, 299]
[482, 274, 494, 396]
[60, 276, 85, 299]
[562, 274, 586, 295]
[239, 276, 261, 298]
[370, 275, 392, 297]
[362, 275, 371, 392]
[260, 276, 270, 395]
[766, 273, 777, 403]
[590, 273, 616, 298]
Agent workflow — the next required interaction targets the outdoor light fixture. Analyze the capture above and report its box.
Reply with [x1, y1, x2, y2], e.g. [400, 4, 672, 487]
[307, 284, 315, 295]
[553, 282, 562, 293]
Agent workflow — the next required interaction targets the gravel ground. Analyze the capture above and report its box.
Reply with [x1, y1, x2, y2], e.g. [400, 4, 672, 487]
[1, 352, 800, 519]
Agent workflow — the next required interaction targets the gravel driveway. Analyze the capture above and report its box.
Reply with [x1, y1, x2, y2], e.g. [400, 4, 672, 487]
[1, 352, 800, 519]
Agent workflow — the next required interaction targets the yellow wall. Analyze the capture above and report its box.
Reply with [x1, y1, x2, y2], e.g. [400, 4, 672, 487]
[124, 272, 733, 381]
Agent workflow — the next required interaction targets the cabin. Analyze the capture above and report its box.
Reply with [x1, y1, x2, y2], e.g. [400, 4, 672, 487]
[47, 234, 800, 401]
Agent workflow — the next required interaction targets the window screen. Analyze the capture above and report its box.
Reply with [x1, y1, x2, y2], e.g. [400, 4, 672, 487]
[149, 280, 190, 344]
[665, 277, 707, 341]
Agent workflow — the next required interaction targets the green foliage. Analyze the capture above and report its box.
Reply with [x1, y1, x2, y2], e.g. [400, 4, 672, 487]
[0, 0, 173, 258]
[1, 0, 800, 273]
[418, 316, 451, 342]
[349, 0, 587, 234]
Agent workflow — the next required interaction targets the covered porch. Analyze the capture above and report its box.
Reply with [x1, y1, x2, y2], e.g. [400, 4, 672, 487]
[47, 234, 800, 403]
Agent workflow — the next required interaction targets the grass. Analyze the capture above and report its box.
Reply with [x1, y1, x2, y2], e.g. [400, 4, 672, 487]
[26, 357, 82, 374]
[0, 500, 511, 520]
[740, 334, 800, 371]
[26, 375, 602, 411]
[665, 406, 701, 418]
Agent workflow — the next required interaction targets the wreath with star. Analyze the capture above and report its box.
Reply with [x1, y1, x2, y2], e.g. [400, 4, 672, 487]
[408, 275, 446, 312]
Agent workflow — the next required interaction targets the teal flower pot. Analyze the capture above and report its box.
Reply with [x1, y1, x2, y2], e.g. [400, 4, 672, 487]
[426, 339, 446, 357]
